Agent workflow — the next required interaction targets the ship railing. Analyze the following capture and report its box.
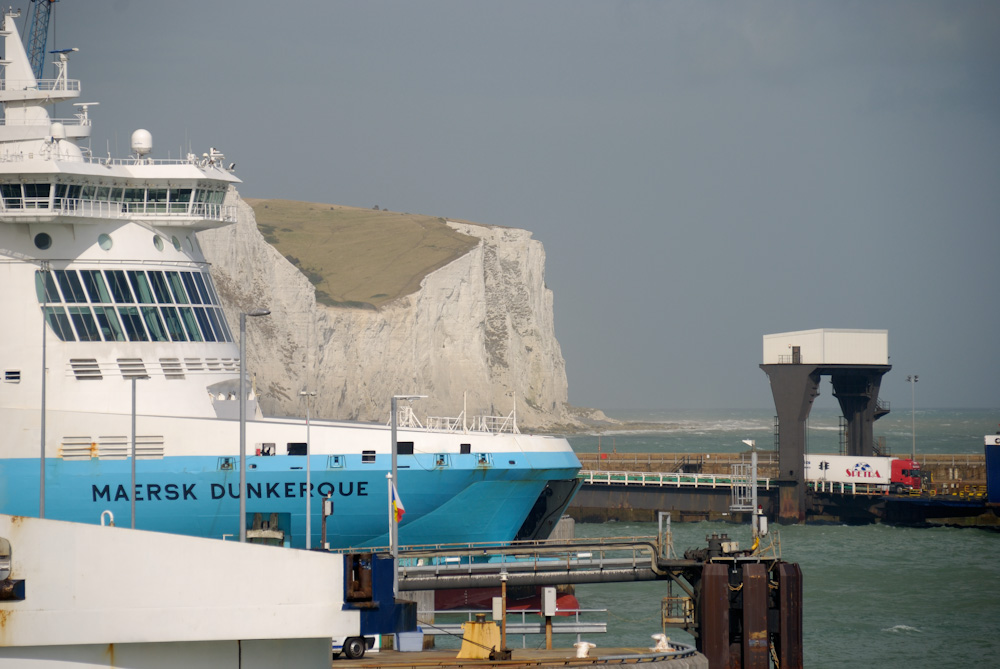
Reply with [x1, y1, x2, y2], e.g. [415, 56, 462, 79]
[392, 406, 424, 429]
[579, 469, 772, 490]
[474, 411, 519, 435]
[0, 78, 81, 92]
[2, 197, 236, 222]
[81, 155, 231, 168]
[396, 410, 520, 435]
[0, 116, 90, 127]
[426, 414, 464, 432]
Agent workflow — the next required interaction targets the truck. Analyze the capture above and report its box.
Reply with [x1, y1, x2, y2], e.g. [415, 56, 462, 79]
[804, 454, 924, 493]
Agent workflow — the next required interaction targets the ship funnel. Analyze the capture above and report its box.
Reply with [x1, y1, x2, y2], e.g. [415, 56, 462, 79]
[131, 129, 153, 156]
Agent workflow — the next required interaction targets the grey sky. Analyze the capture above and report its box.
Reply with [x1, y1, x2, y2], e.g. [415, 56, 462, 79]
[49, 1, 999, 411]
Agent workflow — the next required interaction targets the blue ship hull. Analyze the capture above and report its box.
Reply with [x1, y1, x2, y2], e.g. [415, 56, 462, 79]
[0, 451, 581, 548]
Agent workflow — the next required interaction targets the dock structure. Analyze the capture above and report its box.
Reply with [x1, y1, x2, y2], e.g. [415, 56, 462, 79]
[392, 524, 803, 668]
[760, 329, 892, 524]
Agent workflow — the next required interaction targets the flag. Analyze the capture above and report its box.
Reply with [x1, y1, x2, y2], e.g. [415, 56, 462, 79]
[391, 481, 405, 523]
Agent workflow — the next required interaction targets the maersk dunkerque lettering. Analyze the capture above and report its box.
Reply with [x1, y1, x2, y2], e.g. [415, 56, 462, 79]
[92, 480, 368, 503]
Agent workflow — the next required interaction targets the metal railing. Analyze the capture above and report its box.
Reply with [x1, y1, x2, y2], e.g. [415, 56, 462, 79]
[421, 608, 607, 647]
[0, 198, 235, 222]
[0, 78, 81, 92]
[580, 469, 772, 491]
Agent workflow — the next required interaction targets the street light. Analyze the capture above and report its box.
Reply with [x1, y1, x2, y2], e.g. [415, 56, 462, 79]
[239, 308, 270, 543]
[906, 375, 918, 461]
[300, 389, 317, 550]
[389, 394, 425, 595]
[130, 374, 150, 529]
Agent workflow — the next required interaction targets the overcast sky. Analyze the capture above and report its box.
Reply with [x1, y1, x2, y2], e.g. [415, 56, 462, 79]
[47, 1, 999, 411]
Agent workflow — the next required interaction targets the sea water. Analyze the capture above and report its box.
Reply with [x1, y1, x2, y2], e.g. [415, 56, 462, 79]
[560, 407, 1000, 668]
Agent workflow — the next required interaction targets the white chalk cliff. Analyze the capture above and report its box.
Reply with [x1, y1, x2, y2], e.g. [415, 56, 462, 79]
[197, 193, 576, 431]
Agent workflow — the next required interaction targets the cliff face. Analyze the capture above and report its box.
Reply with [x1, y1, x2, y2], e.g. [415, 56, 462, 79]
[197, 193, 574, 430]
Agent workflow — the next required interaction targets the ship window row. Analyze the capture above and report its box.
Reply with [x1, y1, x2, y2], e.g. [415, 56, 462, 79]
[37, 269, 222, 307]
[42, 304, 232, 344]
[36, 269, 233, 344]
[1, 183, 226, 213]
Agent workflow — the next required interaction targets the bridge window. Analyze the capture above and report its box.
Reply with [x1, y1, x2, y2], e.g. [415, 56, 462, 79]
[169, 188, 192, 213]
[148, 271, 172, 303]
[35, 270, 61, 302]
[118, 307, 148, 341]
[127, 271, 155, 304]
[68, 306, 101, 341]
[43, 307, 75, 341]
[160, 307, 187, 341]
[106, 270, 135, 303]
[94, 306, 125, 341]
[80, 270, 112, 303]
[55, 270, 87, 302]
[141, 306, 169, 342]
[23, 183, 50, 208]
[2, 184, 22, 208]
[147, 188, 167, 213]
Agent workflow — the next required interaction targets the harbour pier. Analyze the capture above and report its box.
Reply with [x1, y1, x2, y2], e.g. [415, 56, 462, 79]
[568, 452, 997, 527]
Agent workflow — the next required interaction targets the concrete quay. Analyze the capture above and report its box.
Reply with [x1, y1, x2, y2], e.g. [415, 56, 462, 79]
[334, 647, 708, 668]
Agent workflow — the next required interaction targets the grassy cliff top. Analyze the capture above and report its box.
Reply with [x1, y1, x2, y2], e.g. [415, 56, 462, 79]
[245, 199, 481, 309]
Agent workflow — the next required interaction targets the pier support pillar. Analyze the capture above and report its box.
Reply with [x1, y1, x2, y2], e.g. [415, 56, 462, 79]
[760, 364, 820, 524]
[831, 369, 890, 456]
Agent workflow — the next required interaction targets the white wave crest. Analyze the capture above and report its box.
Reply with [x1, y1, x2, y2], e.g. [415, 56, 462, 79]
[882, 624, 921, 633]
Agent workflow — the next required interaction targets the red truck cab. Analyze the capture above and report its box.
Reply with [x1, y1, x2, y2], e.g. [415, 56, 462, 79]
[890, 459, 923, 493]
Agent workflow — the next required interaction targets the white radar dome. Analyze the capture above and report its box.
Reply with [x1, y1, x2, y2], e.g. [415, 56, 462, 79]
[49, 122, 66, 140]
[131, 129, 153, 156]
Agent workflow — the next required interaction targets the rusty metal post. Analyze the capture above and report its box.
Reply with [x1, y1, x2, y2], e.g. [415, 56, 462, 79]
[742, 563, 769, 669]
[700, 562, 730, 668]
[778, 562, 804, 669]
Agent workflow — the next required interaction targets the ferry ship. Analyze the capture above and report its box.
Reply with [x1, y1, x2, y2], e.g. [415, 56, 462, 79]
[0, 11, 581, 549]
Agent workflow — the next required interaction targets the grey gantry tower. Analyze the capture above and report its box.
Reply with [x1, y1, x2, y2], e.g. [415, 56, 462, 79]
[760, 329, 891, 524]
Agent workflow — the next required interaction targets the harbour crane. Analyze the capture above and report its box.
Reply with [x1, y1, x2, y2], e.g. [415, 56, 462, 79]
[24, 0, 60, 80]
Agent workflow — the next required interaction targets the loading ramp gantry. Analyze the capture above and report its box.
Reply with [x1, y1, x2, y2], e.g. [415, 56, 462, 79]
[760, 329, 891, 524]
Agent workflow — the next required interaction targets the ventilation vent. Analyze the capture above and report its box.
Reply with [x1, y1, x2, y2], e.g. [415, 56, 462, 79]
[160, 358, 184, 379]
[3, 370, 19, 383]
[362, 450, 376, 464]
[97, 435, 129, 459]
[59, 436, 96, 461]
[221, 358, 238, 371]
[70, 358, 102, 380]
[185, 358, 203, 372]
[117, 358, 147, 379]
[205, 358, 221, 371]
[96, 435, 164, 459]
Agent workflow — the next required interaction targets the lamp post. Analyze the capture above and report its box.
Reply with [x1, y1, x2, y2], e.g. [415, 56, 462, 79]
[906, 375, 918, 461]
[300, 389, 316, 550]
[390, 394, 425, 595]
[239, 309, 270, 543]
[130, 375, 150, 529]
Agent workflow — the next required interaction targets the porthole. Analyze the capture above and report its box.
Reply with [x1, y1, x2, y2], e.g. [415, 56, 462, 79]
[34, 232, 52, 250]
[98, 233, 113, 251]
[171, 235, 181, 251]
[153, 235, 164, 251]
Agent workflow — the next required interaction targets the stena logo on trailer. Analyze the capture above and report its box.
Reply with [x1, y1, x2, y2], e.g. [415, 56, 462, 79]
[845, 462, 882, 479]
